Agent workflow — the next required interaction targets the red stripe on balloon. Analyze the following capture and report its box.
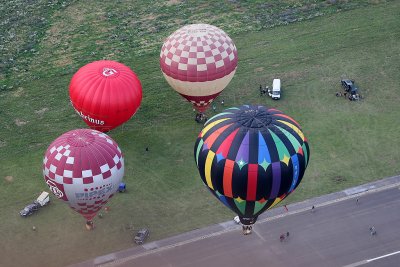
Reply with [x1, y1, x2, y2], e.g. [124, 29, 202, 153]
[223, 159, 235, 198]
[216, 128, 239, 158]
[204, 124, 232, 149]
[247, 164, 258, 201]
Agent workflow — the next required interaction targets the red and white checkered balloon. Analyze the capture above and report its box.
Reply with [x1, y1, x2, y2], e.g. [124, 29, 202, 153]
[43, 129, 124, 221]
[160, 24, 238, 112]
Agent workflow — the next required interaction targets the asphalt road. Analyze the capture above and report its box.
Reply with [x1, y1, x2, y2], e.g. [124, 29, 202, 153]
[72, 176, 400, 267]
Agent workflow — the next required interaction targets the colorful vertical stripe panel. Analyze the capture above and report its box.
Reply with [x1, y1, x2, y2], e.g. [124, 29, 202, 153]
[194, 105, 310, 224]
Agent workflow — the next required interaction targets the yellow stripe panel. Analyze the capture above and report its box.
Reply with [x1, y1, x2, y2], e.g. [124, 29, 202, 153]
[205, 151, 216, 190]
[277, 120, 304, 141]
[201, 118, 230, 137]
[269, 197, 283, 209]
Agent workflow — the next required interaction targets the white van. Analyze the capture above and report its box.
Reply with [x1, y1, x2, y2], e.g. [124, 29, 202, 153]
[268, 79, 281, 100]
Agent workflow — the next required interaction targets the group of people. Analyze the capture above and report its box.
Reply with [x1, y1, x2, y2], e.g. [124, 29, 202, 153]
[275, 197, 378, 242]
[259, 85, 269, 96]
[195, 99, 225, 123]
[195, 113, 208, 123]
[335, 91, 362, 101]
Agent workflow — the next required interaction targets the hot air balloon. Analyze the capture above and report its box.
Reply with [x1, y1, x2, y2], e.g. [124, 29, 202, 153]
[160, 24, 238, 118]
[69, 60, 142, 132]
[43, 129, 124, 229]
[194, 105, 310, 234]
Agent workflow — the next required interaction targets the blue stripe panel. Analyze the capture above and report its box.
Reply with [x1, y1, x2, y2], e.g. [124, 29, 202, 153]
[289, 154, 299, 192]
[258, 131, 271, 164]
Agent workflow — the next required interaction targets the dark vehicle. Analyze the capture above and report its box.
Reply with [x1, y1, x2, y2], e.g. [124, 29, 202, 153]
[118, 182, 126, 193]
[341, 79, 358, 95]
[134, 228, 150, 245]
[20, 202, 40, 217]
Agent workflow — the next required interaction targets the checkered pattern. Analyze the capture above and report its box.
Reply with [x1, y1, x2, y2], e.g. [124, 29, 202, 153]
[190, 99, 213, 107]
[43, 129, 124, 220]
[160, 24, 238, 82]
[72, 199, 110, 218]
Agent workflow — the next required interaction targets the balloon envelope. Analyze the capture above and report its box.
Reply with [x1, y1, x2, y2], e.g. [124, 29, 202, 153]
[194, 105, 310, 225]
[160, 24, 238, 112]
[69, 60, 142, 132]
[43, 129, 124, 221]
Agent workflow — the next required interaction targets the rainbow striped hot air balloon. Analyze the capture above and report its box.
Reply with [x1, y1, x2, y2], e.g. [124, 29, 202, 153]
[194, 105, 310, 234]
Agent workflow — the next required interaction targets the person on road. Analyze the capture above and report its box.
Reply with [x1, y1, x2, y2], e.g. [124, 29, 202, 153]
[370, 226, 376, 235]
[284, 205, 288, 212]
[280, 234, 285, 242]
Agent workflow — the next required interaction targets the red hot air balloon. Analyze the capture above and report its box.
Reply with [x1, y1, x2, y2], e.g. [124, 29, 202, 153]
[43, 129, 124, 228]
[69, 60, 142, 132]
[160, 24, 238, 114]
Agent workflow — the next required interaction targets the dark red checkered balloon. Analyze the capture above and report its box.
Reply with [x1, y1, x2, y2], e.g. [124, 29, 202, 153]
[43, 129, 124, 221]
[160, 24, 238, 112]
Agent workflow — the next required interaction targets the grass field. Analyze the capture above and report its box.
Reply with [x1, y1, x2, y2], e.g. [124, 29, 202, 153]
[1, 1, 399, 266]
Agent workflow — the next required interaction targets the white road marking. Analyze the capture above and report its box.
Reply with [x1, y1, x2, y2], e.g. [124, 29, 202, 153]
[253, 228, 266, 242]
[342, 250, 400, 267]
[367, 250, 400, 262]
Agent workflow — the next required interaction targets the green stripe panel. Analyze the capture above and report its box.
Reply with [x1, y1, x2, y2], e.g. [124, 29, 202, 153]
[302, 143, 308, 166]
[269, 129, 291, 161]
[275, 125, 302, 152]
[254, 201, 268, 215]
[195, 139, 204, 166]
[234, 199, 246, 216]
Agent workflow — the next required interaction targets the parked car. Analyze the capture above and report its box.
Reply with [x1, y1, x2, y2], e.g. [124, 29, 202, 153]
[20, 203, 40, 217]
[134, 228, 150, 245]
[341, 79, 358, 95]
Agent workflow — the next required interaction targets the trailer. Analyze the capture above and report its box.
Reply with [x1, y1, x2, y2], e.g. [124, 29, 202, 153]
[35, 191, 50, 206]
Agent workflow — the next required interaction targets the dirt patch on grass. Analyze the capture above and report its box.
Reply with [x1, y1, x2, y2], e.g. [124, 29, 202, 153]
[332, 175, 346, 183]
[166, 0, 183, 5]
[254, 67, 264, 72]
[4, 176, 13, 182]
[13, 87, 24, 97]
[35, 107, 49, 117]
[282, 70, 307, 79]
[15, 118, 28, 126]
[54, 57, 74, 68]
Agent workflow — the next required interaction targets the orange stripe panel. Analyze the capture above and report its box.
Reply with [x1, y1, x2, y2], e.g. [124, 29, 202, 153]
[223, 159, 235, 198]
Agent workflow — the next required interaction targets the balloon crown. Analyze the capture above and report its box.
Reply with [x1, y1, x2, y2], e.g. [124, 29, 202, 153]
[235, 106, 273, 128]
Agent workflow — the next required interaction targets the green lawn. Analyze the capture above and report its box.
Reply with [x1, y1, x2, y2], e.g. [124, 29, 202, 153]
[1, 1, 399, 266]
